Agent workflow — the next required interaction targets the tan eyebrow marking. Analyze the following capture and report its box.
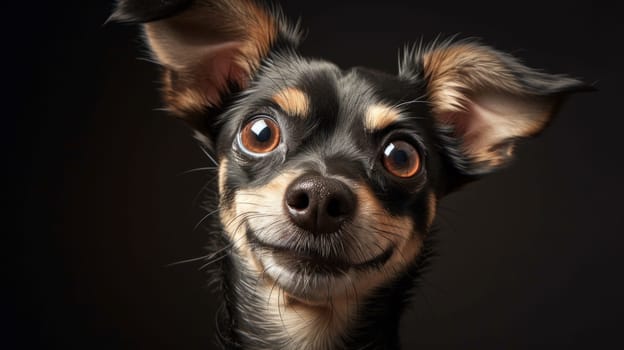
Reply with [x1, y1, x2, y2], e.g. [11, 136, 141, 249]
[271, 87, 310, 117]
[364, 104, 403, 131]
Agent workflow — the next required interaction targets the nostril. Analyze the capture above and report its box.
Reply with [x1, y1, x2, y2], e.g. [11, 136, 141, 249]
[287, 191, 309, 211]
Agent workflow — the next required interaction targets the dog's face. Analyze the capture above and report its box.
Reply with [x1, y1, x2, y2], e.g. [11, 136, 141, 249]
[216, 61, 437, 302]
[112, 0, 587, 305]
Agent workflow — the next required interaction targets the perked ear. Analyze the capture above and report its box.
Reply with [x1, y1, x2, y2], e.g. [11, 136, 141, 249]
[400, 40, 591, 175]
[110, 0, 300, 120]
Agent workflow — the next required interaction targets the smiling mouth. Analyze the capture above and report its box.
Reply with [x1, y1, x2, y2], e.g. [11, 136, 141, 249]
[269, 247, 393, 275]
[246, 228, 394, 275]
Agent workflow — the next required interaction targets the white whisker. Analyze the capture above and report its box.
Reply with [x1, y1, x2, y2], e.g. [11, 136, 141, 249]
[167, 254, 212, 267]
[178, 167, 218, 176]
[194, 208, 220, 231]
[200, 145, 219, 166]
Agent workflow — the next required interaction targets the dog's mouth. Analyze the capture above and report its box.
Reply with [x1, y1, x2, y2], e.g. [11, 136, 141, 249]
[253, 239, 394, 274]
[245, 226, 394, 302]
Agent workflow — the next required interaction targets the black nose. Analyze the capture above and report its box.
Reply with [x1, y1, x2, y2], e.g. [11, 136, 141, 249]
[284, 175, 356, 234]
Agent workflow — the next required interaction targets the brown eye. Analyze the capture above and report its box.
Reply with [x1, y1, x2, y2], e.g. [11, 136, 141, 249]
[239, 117, 281, 154]
[382, 140, 421, 178]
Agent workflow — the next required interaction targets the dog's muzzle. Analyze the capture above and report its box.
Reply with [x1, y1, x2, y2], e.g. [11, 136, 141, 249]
[284, 174, 356, 234]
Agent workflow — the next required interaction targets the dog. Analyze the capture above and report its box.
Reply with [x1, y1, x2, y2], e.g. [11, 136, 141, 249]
[111, 0, 589, 348]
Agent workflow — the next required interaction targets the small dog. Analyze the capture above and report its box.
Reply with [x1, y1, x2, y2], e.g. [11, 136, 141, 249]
[112, 0, 588, 348]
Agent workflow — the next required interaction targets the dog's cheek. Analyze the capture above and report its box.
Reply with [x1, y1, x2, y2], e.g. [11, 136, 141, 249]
[354, 185, 420, 257]
[364, 226, 423, 294]
[217, 157, 267, 276]
[356, 189, 437, 290]
[234, 171, 303, 243]
[387, 191, 437, 272]
[407, 190, 438, 234]
[217, 157, 252, 233]
[218, 157, 245, 249]
[218, 158, 229, 200]
[219, 169, 304, 269]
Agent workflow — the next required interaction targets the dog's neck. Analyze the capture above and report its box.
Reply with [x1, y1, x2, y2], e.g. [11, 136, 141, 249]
[217, 250, 422, 350]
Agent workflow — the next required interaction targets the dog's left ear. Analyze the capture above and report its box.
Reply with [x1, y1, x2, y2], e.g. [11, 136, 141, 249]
[400, 41, 592, 177]
[110, 0, 299, 133]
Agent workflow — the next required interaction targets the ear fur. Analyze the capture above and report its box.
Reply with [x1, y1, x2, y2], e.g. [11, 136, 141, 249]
[111, 0, 301, 121]
[400, 40, 592, 176]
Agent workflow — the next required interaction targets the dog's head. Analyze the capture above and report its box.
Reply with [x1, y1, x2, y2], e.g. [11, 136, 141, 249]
[113, 0, 588, 304]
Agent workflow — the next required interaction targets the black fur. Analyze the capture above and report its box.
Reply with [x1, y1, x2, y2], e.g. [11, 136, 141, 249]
[211, 57, 440, 349]
[111, 1, 589, 349]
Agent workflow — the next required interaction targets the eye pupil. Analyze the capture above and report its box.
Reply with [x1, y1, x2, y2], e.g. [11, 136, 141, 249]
[240, 116, 281, 154]
[392, 150, 408, 165]
[382, 140, 421, 178]
[251, 120, 272, 142]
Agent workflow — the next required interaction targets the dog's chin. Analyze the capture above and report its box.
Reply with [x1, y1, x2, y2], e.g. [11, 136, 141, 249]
[250, 243, 394, 304]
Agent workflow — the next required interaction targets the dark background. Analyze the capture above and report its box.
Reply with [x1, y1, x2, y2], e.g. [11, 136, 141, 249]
[9, 1, 623, 349]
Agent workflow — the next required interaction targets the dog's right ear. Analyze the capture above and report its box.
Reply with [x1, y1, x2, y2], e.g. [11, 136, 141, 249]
[110, 0, 300, 130]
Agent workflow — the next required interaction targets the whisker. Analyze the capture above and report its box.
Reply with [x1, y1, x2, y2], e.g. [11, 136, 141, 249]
[198, 253, 229, 271]
[194, 208, 220, 231]
[191, 176, 219, 207]
[177, 167, 218, 176]
[199, 144, 219, 166]
[166, 254, 214, 267]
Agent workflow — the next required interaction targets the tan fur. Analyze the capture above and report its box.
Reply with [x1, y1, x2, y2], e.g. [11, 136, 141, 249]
[427, 191, 437, 229]
[218, 158, 229, 198]
[423, 43, 554, 166]
[144, 0, 278, 115]
[248, 285, 356, 349]
[217, 158, 241, 259]
[364, 104, 403, 131]
[162, 71, 210, 115]
[341, 185, 424, 307]
[221, 170, 350, 349]
[219, 169, 431, 348]
[272, 87, 310, 117]
[422, 43, 524, 115]
[355, 185, 422, 273]
[438, 94, 552, 165]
